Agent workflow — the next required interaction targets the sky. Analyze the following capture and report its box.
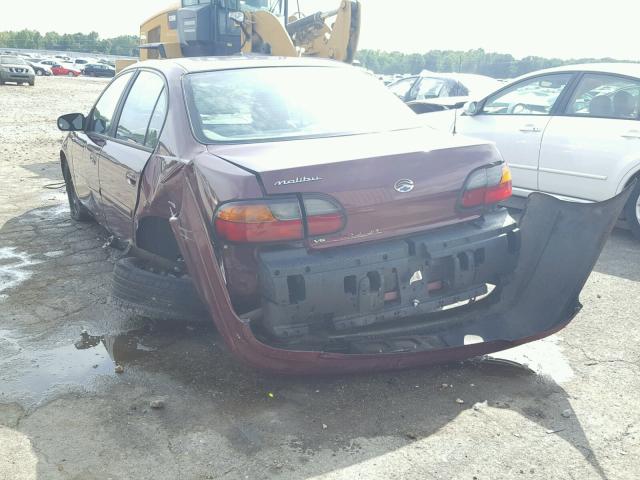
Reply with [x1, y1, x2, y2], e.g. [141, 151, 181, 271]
[2, 0, 638, 60]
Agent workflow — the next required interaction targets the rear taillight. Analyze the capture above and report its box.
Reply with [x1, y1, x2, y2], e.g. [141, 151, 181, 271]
[214, 196, 345, 243]
[461, 163, 512, 208]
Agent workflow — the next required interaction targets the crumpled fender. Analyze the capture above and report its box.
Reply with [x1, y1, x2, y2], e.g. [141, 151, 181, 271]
[170, 164, 633, 374]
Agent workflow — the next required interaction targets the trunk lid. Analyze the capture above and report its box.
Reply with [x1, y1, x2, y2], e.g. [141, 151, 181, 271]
[208, 127, 502, 249]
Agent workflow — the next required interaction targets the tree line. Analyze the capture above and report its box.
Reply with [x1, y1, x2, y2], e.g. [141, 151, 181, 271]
[356, 48, 636, 78]
[0, 30, 139, 57]
[2, 30, 634, 73]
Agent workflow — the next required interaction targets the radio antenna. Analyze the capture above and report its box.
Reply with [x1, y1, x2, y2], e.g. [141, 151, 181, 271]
[452, 104, 458, 135]
[452, 54, 462, 135]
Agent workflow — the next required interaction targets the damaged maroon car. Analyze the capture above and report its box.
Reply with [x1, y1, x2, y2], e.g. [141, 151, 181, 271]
[57, 57, 630, 374]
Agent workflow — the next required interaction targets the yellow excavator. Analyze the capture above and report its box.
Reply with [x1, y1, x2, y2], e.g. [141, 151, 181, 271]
[116, 0, 361, 71]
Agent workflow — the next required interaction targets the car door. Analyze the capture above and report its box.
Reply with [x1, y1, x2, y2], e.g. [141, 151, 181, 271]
[97, 69, 167, 240]
[538, 72, 640, 201]
[72, 71, 135, 220]
[456, 73, 575, 195]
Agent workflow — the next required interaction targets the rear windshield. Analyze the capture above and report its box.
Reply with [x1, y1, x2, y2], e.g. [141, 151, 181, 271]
[183, 66, 420, 143]
[1, 56, 26, 65]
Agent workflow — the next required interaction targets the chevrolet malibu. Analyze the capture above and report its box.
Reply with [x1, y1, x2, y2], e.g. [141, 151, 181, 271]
[57, 57, 629, 374]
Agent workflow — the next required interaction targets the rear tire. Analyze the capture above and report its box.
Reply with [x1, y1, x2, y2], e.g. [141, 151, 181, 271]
[624, 180, 640, 241]
[36, 70, 43, 76]
[62, 161, 92, 222]
[111, 257, 208, 323]
[29, 80, 34, 86]
[67, 71, 74, 77]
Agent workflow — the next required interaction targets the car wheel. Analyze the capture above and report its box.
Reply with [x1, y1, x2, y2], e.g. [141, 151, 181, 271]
[111, 257, 209, 323]
[29, 80, 35, 86]
[623, 180, 640, 241]
[67, 71, 74, 77]
[36, 70, 43, 76]
[62, 161, 92, 222]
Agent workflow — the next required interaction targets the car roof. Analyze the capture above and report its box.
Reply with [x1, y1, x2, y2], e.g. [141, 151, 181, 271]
[126, 55, 349, 76]
[517, 62, 640, 80]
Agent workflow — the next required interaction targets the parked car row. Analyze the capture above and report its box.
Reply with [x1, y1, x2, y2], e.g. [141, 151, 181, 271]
[413, 63, 640, 239]
[1, 51, 116, 78]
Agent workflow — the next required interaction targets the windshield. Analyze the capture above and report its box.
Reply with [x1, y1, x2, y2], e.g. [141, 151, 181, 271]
[0, 56, 26, 65]
[184, 66, 420, 143]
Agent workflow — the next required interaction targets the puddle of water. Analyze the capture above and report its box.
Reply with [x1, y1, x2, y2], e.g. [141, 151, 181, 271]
[0, 329, 157, 403]
[490, 335, 574, 383]
[0, 247, 41, 295]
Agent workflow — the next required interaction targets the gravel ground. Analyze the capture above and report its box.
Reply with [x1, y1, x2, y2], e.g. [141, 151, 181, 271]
[1, 76, 639, 480]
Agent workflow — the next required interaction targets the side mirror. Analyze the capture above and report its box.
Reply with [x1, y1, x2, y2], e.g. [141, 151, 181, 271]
[57, 113, 86, 131]
[463, 101, 480, 116]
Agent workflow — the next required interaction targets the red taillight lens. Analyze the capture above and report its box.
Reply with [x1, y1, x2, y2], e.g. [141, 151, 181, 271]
[214, 196, 345, 243]
[215, 199, 303, 242]
[461, 164, 512, 208]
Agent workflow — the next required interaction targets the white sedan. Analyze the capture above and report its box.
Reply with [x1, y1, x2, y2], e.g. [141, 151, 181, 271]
[422, 63, 640, 239]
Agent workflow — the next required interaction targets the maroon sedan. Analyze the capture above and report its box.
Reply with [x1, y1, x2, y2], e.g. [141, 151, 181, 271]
[57, 57, 629, 374]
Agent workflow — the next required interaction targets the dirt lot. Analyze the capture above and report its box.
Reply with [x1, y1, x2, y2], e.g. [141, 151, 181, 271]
[1, 76, 639, 480]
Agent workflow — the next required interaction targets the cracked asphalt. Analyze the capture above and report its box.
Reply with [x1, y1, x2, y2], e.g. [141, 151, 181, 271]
[1, 76, 639, 480]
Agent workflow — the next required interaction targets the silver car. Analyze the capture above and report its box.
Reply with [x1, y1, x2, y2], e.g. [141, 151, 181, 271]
[0, 55, 35, 86]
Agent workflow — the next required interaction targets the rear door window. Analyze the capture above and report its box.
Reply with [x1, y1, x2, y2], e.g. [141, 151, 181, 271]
[144, 88, 168, 148]
[87, 72, 134, 135]
[564, 73, 640, 119]
[115, 71, 165, 146]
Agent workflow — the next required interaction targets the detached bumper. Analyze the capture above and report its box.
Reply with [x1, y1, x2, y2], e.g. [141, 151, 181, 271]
[171, 172, 631, 374]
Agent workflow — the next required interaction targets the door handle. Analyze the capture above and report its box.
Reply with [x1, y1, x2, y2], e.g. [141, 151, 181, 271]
[621, 130, 640, 139]
[125, 171, 137, 186]
[519, 124, 541, 133]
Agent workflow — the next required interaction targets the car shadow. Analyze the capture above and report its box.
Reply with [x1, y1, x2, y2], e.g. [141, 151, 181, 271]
[0, 205, 613, 479]
[19, 161, 64, 181]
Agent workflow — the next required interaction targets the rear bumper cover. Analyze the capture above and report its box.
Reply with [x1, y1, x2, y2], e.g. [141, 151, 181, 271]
[171, 169, 631, 374]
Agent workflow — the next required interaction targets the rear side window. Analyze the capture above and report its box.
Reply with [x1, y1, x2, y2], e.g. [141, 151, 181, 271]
[565, 73, 640, 119]
[116, 71, 165, 146]
[87, 72, 134, 135]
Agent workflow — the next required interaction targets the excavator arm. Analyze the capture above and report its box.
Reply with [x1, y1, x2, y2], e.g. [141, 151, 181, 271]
[239, 1, 361, 63]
